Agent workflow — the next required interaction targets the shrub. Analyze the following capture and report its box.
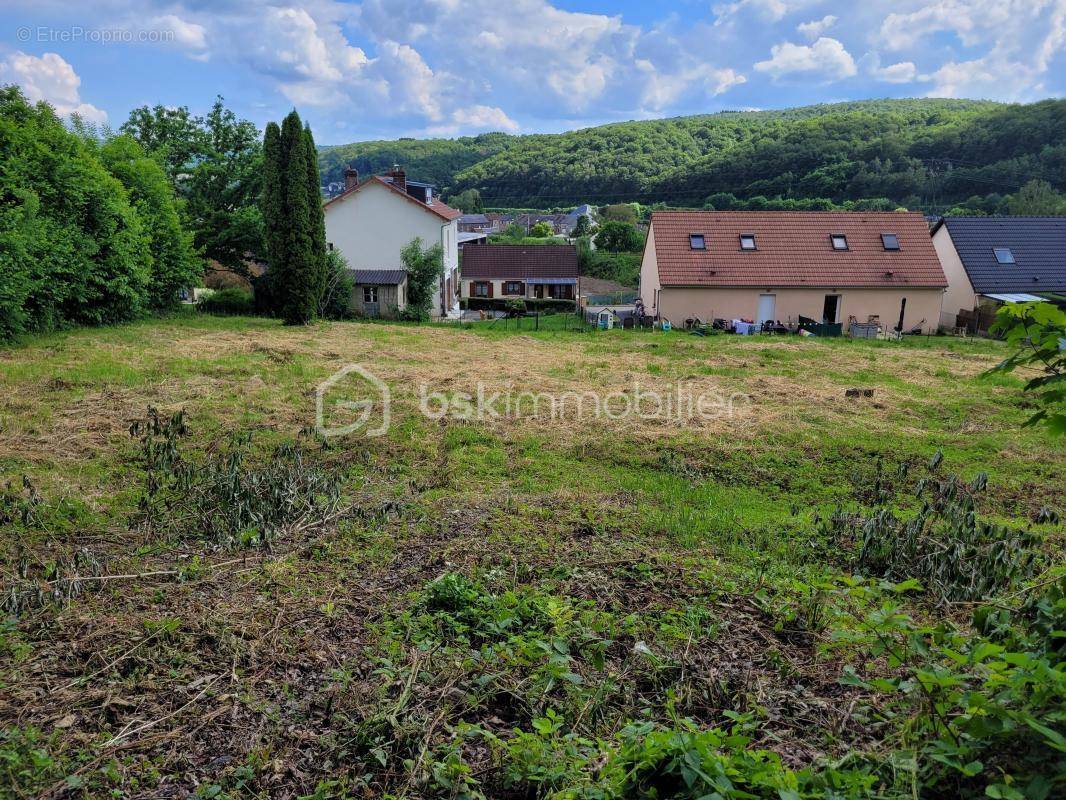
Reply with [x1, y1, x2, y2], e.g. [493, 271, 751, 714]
[594, 220, 644, 253]
[820, 452, 1043, 602]
[0, 86, 152, 339]
[197, 287, 253, 316]
[130, 408, 345, 549]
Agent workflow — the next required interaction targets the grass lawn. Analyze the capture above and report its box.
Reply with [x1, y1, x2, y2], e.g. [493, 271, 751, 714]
[0, 311, 1062, 799]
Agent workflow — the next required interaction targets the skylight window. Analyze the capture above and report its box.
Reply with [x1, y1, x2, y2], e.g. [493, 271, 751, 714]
[739, 234, 756, 250]
[690, 234, 706, 250]
[831, 234, 848, 251]
[881, 233, 900, 251]
[993, 247, 1015, 264]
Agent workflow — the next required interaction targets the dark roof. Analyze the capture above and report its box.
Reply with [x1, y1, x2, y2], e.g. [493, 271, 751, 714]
[650, 211, 946, 288]
[348, 269, 407, 285]
[324, 176, 460, 221]
[459, 213, 489, 224]
[935, 216, 1066, 294]
[461, 244, 579, 280]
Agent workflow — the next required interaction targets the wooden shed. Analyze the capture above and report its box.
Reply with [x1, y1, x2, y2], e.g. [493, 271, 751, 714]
[349, 269, 408, 318]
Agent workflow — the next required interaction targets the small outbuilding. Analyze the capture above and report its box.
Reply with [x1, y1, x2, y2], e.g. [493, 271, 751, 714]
[348, 269, 408, 318]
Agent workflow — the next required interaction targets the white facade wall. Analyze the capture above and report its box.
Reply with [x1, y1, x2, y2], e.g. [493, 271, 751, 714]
[324, 180, 459, 318]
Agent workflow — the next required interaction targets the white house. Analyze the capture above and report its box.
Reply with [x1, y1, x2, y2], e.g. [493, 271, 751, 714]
[324, 166, 461, 319]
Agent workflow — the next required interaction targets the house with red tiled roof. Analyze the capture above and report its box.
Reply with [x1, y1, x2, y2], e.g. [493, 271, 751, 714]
[324, 166, 461, 319]
[461, 244, 578, 303]
[640, 211, 947, 334]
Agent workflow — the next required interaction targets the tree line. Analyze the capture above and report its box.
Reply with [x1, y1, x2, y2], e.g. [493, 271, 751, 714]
[1, 88, 447, 339]
[319, 98, 1066, 214]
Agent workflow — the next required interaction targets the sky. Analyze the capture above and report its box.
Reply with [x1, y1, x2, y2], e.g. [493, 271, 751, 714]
[1, 0, 1064, 145]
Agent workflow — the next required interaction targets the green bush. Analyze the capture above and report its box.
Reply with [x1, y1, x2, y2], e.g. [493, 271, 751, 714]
[197, 287, 253, 316]
[0, 86, 152, 339]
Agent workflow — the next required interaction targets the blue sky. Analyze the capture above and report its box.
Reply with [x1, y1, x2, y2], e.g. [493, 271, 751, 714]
[2, 1, 1064, 145]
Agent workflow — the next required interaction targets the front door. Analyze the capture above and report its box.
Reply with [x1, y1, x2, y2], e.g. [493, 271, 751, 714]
[363, 286, 380, 317]
[757, 294, 776, 324]
[822, 295, 840, 323]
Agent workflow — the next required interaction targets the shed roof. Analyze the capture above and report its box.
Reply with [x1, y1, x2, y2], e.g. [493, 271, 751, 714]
[935, 216, 1066, 294]
[650, 211, 946, 288]
[348, 269, 407, 285]
[461, 244, 579, 280]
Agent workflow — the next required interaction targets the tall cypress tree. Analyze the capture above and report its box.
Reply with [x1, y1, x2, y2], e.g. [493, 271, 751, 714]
[304, 124, 328, 307]
[260, 121, 283, 313]
[260, 110, 326, 324]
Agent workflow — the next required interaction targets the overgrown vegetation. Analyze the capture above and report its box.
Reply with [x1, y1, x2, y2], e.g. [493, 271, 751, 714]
[0, 316, 1061, 798]
[988, 301, 1066, 436]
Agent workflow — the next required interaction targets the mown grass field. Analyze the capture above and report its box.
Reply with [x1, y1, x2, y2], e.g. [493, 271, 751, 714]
[0, 312, 1062, 799]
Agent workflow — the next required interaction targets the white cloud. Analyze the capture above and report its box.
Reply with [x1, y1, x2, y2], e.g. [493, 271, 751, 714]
[428, 105, 520, 136]
[0, 51, 107, 122]
[151, 14, 207, 52]
[754, 37, 857, 80]
[858, 51, 919, 84]
[714, 0, 809, 24]
[636, 59, 746, 110]
[797, 15, 837, 40]
[873, 61, 919, 83]
[874, 0, 1066, 99]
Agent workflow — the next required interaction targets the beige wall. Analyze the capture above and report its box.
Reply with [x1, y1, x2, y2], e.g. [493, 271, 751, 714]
[639, 224, 661, 311]
[657, 286, 944, 333]
[932, 225, 978, 327]
[324, 181, 459, 318]
[460, 279, 574, 300]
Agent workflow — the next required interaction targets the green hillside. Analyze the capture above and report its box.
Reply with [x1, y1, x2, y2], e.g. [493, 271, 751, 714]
[319, 98, 1066, 212]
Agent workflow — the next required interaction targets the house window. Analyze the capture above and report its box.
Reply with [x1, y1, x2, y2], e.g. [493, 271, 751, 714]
[739, 234, 756, 250]
[689, 234, 706, 250]
[993, 247, 1015, 264]
[831, 234, 848, 250]
[473, 281, 490, 297]
[363, 286, 378, 303]
[548, 284, 574, 300]
[881, 233, 900, 251]
[504, 281, 524, 295]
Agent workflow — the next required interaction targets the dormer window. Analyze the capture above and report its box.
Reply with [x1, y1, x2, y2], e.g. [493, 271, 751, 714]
[831, 234, 848, 251]
[739, 234, 757, 250]
[690, 234, 706, 250]
[993, 247, 1015, 264]
[881, 233, 900, 251]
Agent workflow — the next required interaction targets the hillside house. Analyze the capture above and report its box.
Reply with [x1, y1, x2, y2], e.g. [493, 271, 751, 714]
[639, 211, 947, 333]
[931, 216, 1066, 331]
[461, 244, 579, 303]
[458, 213, 491, 233]
[324, 165, 461, 319]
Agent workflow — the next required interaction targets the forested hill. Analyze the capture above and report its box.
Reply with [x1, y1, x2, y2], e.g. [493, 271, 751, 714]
[318, 98, 1066, 213]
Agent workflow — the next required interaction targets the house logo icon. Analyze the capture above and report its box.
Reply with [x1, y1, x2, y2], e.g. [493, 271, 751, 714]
[315, 364, 391, 438]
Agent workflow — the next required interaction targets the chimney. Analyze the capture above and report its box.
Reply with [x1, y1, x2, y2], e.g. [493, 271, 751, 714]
[387, 163, 407, 195]
[344, 166, 359, 191]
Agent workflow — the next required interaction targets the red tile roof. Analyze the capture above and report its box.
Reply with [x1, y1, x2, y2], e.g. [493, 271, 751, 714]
[650, 211, 946, 288]
[461, 244, 579, 280]
[323, 175, 461, 222]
